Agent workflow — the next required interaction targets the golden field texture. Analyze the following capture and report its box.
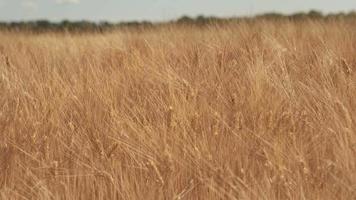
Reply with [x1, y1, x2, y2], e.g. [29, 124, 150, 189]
[0, 20, 355, 199]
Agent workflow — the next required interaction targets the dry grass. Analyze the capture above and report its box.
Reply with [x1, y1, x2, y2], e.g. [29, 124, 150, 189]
[0, 19, 355, 199]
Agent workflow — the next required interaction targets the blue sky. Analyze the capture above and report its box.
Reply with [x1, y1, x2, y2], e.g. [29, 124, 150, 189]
[0, 0, 356, 22]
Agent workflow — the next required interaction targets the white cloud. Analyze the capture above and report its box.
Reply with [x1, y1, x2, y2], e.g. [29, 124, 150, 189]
[21, 0, 38, 11]
[56, 0, 80, 4]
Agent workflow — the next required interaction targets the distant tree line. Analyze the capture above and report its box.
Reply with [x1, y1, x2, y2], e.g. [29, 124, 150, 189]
[0, 20, 155, 33]
[177, 10, 356, 24]
[1, 10, 356, 32]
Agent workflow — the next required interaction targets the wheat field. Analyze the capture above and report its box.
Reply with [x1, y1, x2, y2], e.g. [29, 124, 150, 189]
[0, 19, 355, 200]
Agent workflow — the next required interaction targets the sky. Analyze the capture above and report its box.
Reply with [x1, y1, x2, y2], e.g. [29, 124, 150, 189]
[0, 0, 356, 22]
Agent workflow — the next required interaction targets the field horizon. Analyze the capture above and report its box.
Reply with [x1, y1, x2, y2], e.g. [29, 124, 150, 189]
[0, 19, 355, 199]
